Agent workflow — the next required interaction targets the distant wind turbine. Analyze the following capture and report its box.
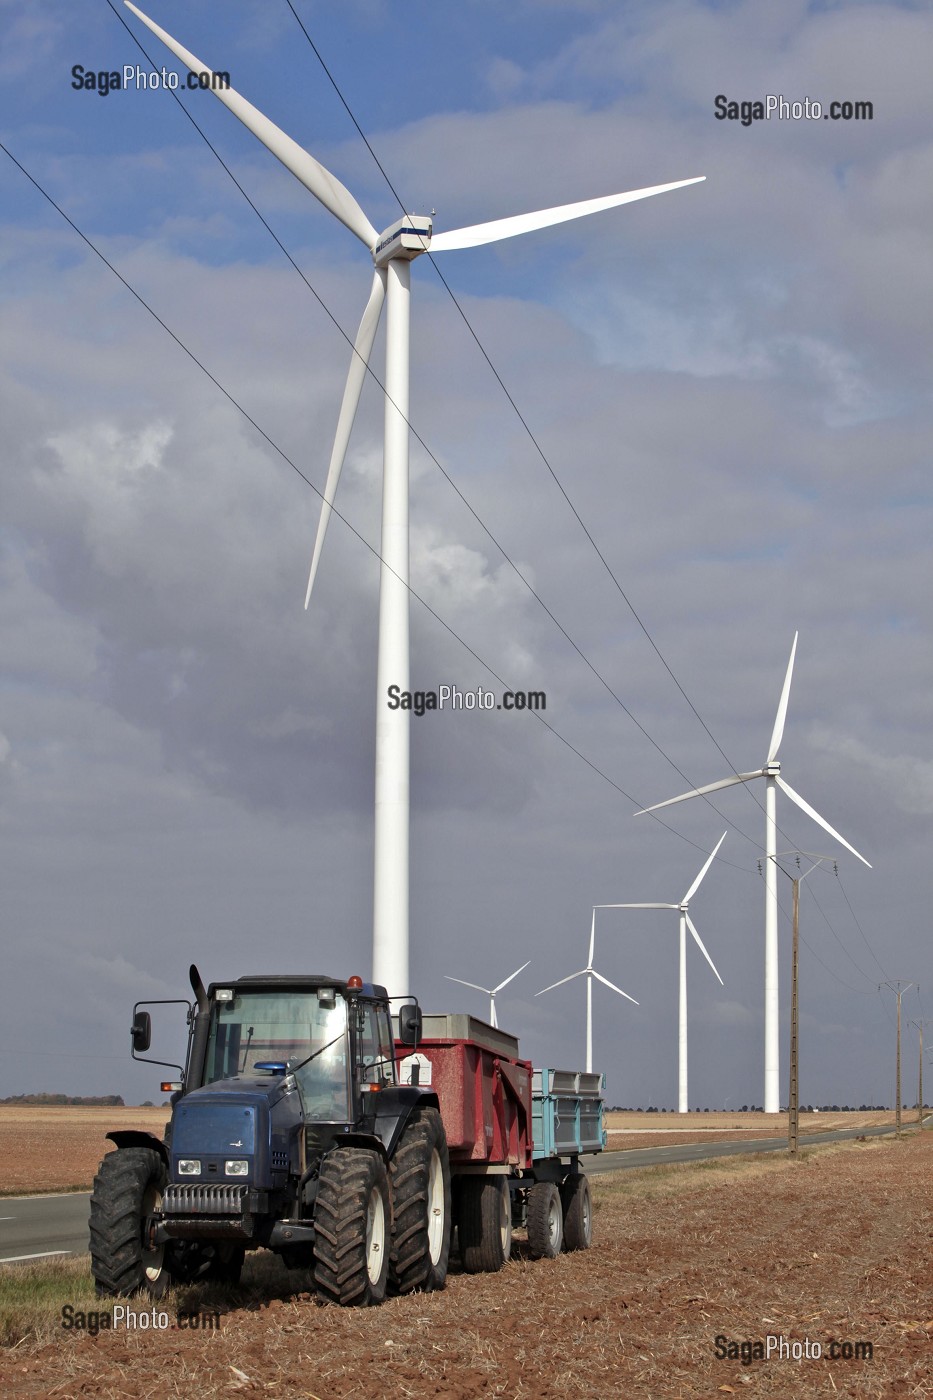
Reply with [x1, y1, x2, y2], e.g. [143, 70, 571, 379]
[536, 911, 639, 1072]
[445, 961, 530, 1029]
[126, 1, 706, 999]
[636, 634, 870, 1112]
[599, 832, 727, 1112]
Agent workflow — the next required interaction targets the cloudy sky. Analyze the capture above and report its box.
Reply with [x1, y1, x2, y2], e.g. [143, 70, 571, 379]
[1, 0, 930, 1111]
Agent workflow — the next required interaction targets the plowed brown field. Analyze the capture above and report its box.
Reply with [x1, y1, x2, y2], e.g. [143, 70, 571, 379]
[0, 1108, 169, 1195]
[0, 1106, 900, 1195]
[1, 1117, 929, 1399]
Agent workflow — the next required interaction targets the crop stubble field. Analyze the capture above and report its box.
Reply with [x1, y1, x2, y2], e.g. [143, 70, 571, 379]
[0, 1109, 929, 1398]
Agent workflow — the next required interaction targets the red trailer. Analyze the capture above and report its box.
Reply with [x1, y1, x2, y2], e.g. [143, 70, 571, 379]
[398, 1013, 603, 1269]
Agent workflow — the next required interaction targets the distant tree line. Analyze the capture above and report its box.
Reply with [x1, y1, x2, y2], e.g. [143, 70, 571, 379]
[0, 1093, 125, 1106]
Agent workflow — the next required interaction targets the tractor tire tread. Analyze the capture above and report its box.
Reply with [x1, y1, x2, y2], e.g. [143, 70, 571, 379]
[388, 1108, 451, 1294]
[313, 1148, 389, 1307]
[89, 1147, 170, 1298]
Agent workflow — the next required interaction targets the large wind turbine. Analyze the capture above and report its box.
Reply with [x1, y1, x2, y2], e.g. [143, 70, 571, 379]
[599, 832, 727, 1112]
[126, 3, 705, 998]
[636, 634, 870, 1112]
[444, 961, 530, 1029]
[536, 911, 639, 1072]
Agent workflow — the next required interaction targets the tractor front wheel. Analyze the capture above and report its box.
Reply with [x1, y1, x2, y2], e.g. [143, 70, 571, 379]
[89, 1146, 172, 1298]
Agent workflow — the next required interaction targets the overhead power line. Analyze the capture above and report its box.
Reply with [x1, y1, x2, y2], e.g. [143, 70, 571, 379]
[2, 135, 750, 868]
[96, 0, 771, 859]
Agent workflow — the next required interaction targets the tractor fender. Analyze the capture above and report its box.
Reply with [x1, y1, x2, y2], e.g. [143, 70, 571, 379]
[334, 1131, 389, 1164]
[374, 1086, 440, 1159]
[105, 1130, 170, 1167]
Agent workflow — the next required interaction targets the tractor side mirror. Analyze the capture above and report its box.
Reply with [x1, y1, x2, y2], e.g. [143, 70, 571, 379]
[397, 1003, 422, 1047]
[131, 1011, 152, 1054]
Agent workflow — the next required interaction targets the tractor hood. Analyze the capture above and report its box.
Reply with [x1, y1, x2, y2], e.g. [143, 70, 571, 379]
[170, 1075, 303, 1191]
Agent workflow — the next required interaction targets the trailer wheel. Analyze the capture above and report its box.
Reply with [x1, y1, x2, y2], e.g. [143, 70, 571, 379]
[458, 1176, 512, 1273]
[389, 1107, 451, 1294]
[526, 1181, 563, 1259]
[89, 1147, 172, 1298]
[560, 1172, 592, 1251]
[313, 1148, 390, 1306]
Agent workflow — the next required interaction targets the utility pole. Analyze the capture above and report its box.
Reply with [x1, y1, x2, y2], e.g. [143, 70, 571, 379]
[789, 877, 800, 1154]
[771, 853, 831, 1156]
[882, 982, 913, 1135]
[912, 1015, 931, 1128]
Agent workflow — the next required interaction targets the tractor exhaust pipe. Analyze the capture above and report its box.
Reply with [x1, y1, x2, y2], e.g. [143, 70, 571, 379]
[186, 963, 211, 1094]
[189, 963, 209, 1013]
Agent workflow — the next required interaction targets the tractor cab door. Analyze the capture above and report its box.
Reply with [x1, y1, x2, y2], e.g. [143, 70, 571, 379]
[356, 1001, 397, 1091]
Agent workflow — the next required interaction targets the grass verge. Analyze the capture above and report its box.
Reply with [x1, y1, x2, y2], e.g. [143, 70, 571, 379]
[0, 1258, 97, 1350]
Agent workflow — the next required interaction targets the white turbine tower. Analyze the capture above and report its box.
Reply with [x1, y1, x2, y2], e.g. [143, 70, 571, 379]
[636, 634, 870, 1112]
[126, 3, 706, 998]
[444, 961, 530, 1029]
[536, 911, 639, 1072]
[599, 832, 727, 1112]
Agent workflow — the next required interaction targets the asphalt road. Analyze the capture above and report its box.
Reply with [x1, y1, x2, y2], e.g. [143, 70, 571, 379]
[587, 1120, 901, 1175]
[0, 1192, 94, 1264]
[0, 1121, 912, 1264]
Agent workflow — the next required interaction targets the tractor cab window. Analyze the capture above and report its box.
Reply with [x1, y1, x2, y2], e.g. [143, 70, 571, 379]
[357, 1001, 396, 1088]
[202, 989, 351, 1121]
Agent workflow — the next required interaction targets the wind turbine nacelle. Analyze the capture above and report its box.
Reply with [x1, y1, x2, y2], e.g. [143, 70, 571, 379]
[373, 215, 433, 266]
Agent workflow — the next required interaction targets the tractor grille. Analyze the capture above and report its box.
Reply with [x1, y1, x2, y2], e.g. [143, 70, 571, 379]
[271, 1150, 289, 1171]
[163, 1182, 249, 1216]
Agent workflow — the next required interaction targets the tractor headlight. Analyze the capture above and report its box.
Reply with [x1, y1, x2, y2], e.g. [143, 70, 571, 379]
[178, 1159, 201, 1176]
[225, 1159, 249, 1176]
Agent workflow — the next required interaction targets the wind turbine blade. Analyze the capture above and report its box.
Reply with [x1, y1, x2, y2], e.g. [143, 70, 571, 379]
[444, 976, 490, 995]
[493, 960, 531, 994]
[598, 903, 677, 911]
[768, 631, 799, 764]
[682, 831, 728, 905]
[774, 776, 872, 868]
[591, 970, 639, 1005]
[430, 177, 706, 252]
[685, 913, 724, 986]
[304, 268, 386, 607]
[124, 2, 378, 249]
[536, 969, 586, 996]
[635, 773, 762, 815]
[587, 909, 596, 967]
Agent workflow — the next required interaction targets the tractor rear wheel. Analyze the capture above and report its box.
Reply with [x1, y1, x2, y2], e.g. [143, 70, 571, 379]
[458, 1175, 512, 1273]
[389, 1107, 451, 1294]
[313, 1148, 390, 1306]
[526, 1180, 563, 1259]
[89, 1147, 172, 1298]
[560, 1172, 592, 1251]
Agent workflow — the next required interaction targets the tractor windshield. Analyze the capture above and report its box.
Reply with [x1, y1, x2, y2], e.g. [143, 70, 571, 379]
[202, 989, 350, 1121]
